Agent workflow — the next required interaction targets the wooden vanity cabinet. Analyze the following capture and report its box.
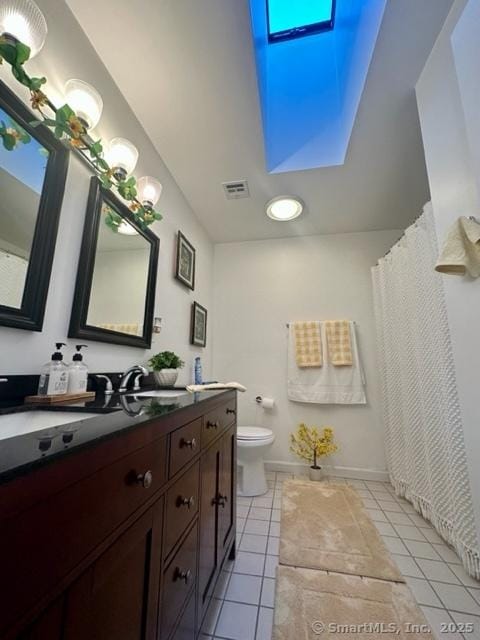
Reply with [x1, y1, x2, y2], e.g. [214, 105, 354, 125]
[198, 425, 237, 624]
[1, 391, 237, 640]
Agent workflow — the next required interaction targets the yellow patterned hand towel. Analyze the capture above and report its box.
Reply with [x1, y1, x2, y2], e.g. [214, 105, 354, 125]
[325, 320, 353, 366]
[293, 321, 323, 368]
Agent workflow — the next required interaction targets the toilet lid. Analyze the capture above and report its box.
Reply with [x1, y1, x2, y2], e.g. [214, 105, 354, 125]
[237, 426, 274, 440]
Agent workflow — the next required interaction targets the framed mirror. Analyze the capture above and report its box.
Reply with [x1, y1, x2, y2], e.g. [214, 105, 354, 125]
[69, 177, 159, 348]
[0, 80, 68, 331]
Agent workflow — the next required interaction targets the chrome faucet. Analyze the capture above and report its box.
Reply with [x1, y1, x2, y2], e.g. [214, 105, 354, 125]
[119, 365, 149, 393]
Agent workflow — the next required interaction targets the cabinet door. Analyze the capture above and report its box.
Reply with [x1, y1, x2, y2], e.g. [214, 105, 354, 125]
[18, 598, 65, 640]
[218, 426, 236, 553]
[64, 499, 163, 640]
[198, 444, 219, 619]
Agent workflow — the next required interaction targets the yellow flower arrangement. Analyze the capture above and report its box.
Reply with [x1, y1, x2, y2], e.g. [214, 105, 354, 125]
[290, 423, 338, 469]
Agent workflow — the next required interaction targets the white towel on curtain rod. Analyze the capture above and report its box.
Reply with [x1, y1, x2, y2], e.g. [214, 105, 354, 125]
[372, 203, 479, 579]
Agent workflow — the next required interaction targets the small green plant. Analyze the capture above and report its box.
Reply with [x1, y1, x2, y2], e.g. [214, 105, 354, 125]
[148, 351, 185, 371]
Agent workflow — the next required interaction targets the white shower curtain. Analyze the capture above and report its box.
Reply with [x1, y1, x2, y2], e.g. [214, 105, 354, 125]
[372, 203, 480, 579]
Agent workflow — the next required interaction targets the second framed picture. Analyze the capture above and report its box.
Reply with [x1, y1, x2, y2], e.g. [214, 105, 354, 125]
[191, 302, 207, 347]
[175, 231, 196, 290]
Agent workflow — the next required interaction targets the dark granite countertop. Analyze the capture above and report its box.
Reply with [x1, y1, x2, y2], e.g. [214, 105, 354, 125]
[0, 388, 233, 485]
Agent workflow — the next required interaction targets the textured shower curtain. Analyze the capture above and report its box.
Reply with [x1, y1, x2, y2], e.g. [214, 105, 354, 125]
[372, 204, 480, 579]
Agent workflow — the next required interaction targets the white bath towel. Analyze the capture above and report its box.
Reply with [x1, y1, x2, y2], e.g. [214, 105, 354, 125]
[287, 321, 366, 404]
[435, 216, 480, 277]
[186, 382, 247, 393]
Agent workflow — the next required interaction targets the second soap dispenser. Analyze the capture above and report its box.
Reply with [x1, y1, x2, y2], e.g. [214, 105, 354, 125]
[68, 345, 89, 394]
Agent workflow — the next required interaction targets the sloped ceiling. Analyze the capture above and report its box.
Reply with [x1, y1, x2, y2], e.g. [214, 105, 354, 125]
[67, 0, 453, 242]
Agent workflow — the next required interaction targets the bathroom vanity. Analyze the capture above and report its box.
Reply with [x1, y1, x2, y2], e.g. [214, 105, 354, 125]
[0, 389, 237, 640]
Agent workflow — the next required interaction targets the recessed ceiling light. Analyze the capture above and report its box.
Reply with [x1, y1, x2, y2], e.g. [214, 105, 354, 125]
[265, 196, 304, 221]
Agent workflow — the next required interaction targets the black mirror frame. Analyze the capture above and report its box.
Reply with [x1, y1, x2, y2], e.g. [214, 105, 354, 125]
[69, 177, 160, 349]
[0, 79, 69, 331]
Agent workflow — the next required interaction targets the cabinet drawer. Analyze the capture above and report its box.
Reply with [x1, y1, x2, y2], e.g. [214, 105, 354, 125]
[170, 418, 201, 478]
[161, 523, 198, 640]
[202, 400, 236, 446]
[165, 461, 199, 557]
[171, 591, 196, 640]
[0, 437, 167, 637]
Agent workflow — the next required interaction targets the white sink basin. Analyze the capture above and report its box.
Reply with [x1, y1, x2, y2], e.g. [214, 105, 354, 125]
[0, 411, 98, 442]
[132, 390, 188, 399]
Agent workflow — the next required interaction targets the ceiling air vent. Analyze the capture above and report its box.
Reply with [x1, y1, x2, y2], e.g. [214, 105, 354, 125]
[222, 179, 250, 200]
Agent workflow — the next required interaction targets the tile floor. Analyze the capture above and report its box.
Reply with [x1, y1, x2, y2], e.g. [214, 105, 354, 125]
[200, 473, 480, 640]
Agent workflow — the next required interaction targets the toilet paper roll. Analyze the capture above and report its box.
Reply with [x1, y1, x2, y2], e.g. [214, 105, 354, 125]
[260, 397, 275, 410]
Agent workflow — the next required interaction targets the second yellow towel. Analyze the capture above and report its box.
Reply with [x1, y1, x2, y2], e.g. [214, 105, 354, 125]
[293, 321, 323, 367]
[325, 320, 353, 366]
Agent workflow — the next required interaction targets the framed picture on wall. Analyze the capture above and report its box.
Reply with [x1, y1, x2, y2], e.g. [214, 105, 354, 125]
[191, 301, 207, 347]
[175, 231, 196, 290]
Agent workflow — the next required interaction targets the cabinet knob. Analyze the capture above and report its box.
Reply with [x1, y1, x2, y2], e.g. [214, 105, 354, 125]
[213, 494, 228, 508]
[180, 437, 197, 450]
[136, 470, 153, 489]
[174, 567, 192, 585]
[207, 420, 219, 429]
[178, 495, 195, 509]
[226, 408, 236, 415]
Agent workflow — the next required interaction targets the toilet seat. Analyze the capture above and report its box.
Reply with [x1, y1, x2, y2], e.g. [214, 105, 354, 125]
[237, 426, 274, 441]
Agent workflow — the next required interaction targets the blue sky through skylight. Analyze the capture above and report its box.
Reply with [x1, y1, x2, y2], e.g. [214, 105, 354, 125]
[267, 0, 334, 36]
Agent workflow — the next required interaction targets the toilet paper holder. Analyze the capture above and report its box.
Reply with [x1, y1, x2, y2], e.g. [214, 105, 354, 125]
[255, 395, 275, 409]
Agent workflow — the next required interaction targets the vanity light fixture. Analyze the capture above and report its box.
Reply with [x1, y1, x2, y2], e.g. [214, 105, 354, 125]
[137, 176, 162, 211]
[64, 79, 103, 130]
[0, 0, 47, 58]
[106, 137, 139, 181]
[265, 195, 304, 221]
[118, 220, 138, 236]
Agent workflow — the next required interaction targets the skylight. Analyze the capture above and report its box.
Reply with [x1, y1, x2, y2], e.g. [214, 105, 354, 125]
[267, 0, 335, 43]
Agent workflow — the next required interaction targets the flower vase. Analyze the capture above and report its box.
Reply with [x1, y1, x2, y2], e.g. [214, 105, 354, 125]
[154, 369, 178, 387]
[309, 466, 323, 482]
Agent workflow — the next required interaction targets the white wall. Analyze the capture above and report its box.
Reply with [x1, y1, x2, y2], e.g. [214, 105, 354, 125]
[416, 0, 480, 537]
[213, 230, 400, 479]
[0, 0, 213, 384]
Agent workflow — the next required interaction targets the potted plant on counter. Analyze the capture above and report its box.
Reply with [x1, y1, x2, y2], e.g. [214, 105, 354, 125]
[149, 351, 185, 387]
[290, 424, 338, 481]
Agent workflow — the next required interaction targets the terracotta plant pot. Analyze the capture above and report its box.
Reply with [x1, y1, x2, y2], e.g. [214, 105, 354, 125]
[154, 369, 179, 387]
[309, 466, 323, 482]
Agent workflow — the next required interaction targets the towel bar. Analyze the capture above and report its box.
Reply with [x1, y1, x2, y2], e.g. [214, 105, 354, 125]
[286, 321, 357, 327]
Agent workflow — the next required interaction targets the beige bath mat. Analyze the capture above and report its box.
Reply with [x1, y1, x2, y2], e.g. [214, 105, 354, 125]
[280, 480, 404, 582]
[274, 565, 432, 639]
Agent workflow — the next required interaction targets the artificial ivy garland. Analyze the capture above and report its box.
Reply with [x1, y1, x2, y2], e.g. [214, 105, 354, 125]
[0, 37, 162, 230]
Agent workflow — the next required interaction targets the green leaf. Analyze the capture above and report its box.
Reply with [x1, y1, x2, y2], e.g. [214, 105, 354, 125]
[99, 172, 113, 189]
[2, 133, 17, 150]
[15, 42, 31, 65]
[29, 76, 46, 91]
[0, 42, 18, 66]
[56, 104, 75, 126]
[89, 139, 103, 157]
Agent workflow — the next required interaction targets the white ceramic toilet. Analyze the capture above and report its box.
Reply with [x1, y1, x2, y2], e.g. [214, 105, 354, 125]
[237, 426, 275, 496]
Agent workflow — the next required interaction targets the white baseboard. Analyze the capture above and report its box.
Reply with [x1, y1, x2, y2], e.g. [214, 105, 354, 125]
[264, 460, 389, 483]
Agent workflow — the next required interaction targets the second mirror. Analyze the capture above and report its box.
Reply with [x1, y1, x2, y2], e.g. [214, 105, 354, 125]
[69, 177, 159, 348]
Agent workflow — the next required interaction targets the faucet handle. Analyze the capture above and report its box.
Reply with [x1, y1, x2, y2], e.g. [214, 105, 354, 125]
[95, 374, 113, 395]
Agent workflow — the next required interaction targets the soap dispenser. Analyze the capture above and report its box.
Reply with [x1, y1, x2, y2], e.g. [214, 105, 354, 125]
[38, 343, 69, 396]
[68, 345, 89, 394]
